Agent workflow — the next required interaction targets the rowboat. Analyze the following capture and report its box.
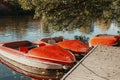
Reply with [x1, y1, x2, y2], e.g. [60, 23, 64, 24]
[0, 40, 76, 79]
[56, 40, 89, 54]
[38, 36, 90, 55]
[89, 34, 120, 47]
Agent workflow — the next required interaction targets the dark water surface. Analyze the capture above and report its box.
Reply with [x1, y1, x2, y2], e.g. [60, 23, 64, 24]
[0, 16, 119, 80]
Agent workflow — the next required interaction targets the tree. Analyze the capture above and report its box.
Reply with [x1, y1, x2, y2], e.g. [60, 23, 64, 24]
[0, 0, 34, 16]
[18, 0, 120, 29]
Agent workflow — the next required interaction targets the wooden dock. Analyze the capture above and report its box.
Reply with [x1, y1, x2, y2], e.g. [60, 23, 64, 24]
[61, 45, 120, 80]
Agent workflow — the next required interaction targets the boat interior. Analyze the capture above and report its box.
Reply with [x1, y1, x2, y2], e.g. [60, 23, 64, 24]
[2, 40, 35, 49]
[39, 36, 64, 44]
[1, 36, 64, 53]
[2, 40, 37, 53]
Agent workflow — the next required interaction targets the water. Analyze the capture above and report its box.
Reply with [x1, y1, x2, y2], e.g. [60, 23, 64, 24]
[0, 16, 119, 80]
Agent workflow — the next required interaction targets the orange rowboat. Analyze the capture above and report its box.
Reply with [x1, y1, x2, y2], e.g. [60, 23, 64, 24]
[0, 40, 76, 78]
[56, 40, 90, 54]
[38, 37, 90, 55]
[89, 34, 120, 47]
[28, 44, 75, 66]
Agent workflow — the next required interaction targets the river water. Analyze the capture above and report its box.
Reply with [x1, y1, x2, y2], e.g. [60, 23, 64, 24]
[0, 16, 119, 80]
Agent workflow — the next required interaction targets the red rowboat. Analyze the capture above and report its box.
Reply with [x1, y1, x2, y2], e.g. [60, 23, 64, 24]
[0, 40, 76, 79]
[89, 34, 120, 47]
[56, 40, 89, 54]
[37, 36, 90, 55]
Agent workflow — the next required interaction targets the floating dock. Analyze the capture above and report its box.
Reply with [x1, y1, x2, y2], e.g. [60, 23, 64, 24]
[61, 45, 120, 80]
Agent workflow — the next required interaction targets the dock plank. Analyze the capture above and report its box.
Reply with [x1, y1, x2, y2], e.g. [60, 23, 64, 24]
[62, 45, 120, 80]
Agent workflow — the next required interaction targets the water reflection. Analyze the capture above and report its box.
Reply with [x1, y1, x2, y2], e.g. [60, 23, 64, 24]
[96, 18, 111, 31]
[0, 16, 41, 42]
[24, 0, 120, 31]
[0, 63, 30, 80]
[0, 16, 119, 41]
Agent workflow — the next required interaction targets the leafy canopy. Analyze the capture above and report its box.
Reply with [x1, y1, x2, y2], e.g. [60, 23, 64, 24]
[18, 0, 120, 29]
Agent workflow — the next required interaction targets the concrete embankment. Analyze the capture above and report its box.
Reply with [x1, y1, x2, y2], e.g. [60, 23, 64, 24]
[62, 45, 120, 80]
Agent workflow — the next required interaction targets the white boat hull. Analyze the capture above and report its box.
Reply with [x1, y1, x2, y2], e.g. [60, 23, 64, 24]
[0, 47, 68, 78]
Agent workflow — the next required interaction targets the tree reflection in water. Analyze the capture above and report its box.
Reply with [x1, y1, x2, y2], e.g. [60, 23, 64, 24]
[18, 0, 120, 30]
[74, 35, 89, 44]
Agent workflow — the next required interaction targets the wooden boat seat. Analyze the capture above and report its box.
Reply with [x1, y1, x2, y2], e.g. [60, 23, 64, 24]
[19, 46, 28, 53]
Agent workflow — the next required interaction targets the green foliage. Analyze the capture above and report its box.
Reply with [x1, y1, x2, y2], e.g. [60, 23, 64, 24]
[18, 0, 120, 29]
[0, 0, 34, 16]
[18, 0, 33, 10]
[74, 35, 89, 44]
